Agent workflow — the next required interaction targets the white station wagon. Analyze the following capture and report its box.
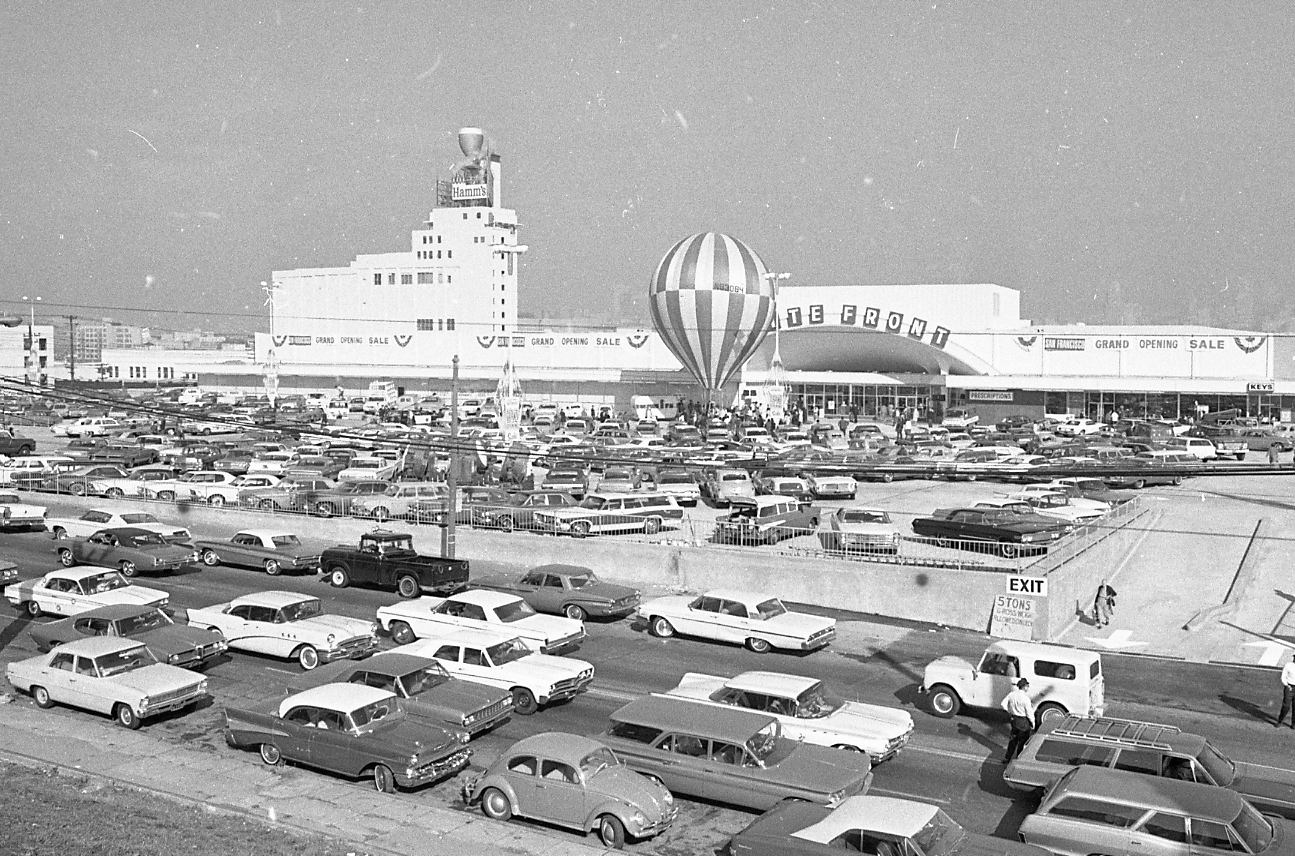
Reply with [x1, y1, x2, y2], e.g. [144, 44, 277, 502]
[636, 589, 836, 654]
[376, 589, 586, 654]
[660, 671, 914, 763]
[399, 628, 594, 716]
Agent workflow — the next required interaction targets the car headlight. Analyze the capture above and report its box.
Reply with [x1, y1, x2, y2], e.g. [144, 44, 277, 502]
[628, 810, 648, 830]
[661, 788, 673, 805]
[369, 622, 379, 637]
[1021, 534, 1035, 542]
[409, 753, 420, 767]
[168, 653, 182, 665]
[827, 789, 846, 806]
[198, 679, 208, 694]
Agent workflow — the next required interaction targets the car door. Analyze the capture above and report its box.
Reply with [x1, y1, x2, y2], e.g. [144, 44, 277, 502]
[529, 758, 586, 827]
[651, 732, 709, 797]
[713, 598, 753, 644]
[41, 578, 80, 616]
[512, 571, 551, 612]
[41, 651, 84, 708]
[225, 533, 261, 567]
[675, 595, 722, 637]
[701, 739, 759, 806]
[1128, 812, 1190, 856]
[970, 650, 1021, 707]
[79, 532, 118, 567]
[305, 708, 360, 775]
[280, 706, 324, 764]
[67, 654, 109, 713]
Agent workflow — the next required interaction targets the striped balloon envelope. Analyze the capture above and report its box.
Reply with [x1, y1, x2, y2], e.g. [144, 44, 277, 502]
[648, 232, 775, 395]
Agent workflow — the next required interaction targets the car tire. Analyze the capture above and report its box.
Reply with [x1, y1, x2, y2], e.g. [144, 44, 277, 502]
[510, 687, 538, 716]
[596, 815, 626, 850]
[259, 743, 282, 766]
[643, 517, 662, 535]
[57, 548, 75, 567]
[389, 621, 416, 645]
[498, 516, 515, 533]
[208, 495, 226, 507]
[105, 488, 124, 499]
[201, 550, 220, 567]
[263, 559, 281, 576]
[371, 506, 390, 523]
[746, 637, 773, 654]
[928, 684, 961, 718]
[571, 520, 592, 538]
[32, 685, 53, 709]
[328, 566, 350, 588]
[480, 787, 512, 820]
[563, 603, 587, 622]
[70, 483, 87, 497]
[649, 616, 675, 638]
[296, 645, 320, 670]
[52, 527, 67, 540]
[114, 703, 141, 730]
[119, 560, 137, 578]
[1036, 702, 1067, 727]
[314, 502, 334, 518]
[396, 575, 420, 599]
[1172, 476, 1183, 486]
[157, 491, 176, 502]
[372, 764, 396, 794]
[25, 600, 42, 617]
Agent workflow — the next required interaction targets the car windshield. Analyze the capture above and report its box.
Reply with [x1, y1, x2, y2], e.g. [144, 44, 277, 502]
[720, 473, 747, 481]
[547, 472, 581, 484]
[281, 599, 323, 621]
[603, 471, 632, 481]
[579, 747, 621, 778]
[94, 645, 158, 676]
[658, 472, 692, 484]
[567, 573, 595, 588]
[81, 572, 129, 594]
[398, 663, 451, 696]
[795, 682, 844, 719]
[753, 598, 787, 620]
[349, 697, 402, 731]
[119, 513, 160, 525]
[911, 810, 966, 856]
[1233, 802, 1274, 853]
[270, 535, 301, 547]
[117, 609, 172, 634]
[486, 638, 531, 665]
[1199, 741, 1237, 785]
[842, 510, 889, 524]
[494, 599, 537, 622]
[746, 722, 779, 761]
[124, 532, 168, 548]
[577, 496, 606, 510]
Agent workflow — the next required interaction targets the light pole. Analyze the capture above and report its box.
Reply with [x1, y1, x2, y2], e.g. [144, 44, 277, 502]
[21, 295, 42, 387]
[761, 272, 791, 425]
[261, 281, 280, 408]
[493, 245, 528, 443]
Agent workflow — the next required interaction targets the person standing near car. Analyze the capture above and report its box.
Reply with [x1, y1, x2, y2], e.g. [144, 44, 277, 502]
[1002, 678, 1035, 763]
[1276, 654, 1295, 728]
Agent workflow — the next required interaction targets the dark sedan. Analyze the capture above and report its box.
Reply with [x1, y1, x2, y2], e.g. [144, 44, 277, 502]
[29, 603, 227, 669]
[56, 527, 199, 577]
[469, 564, 641, 621]
[910, 507, 1065, 558]
[472, 490, 578, 532]
[309, 480, 393, 518]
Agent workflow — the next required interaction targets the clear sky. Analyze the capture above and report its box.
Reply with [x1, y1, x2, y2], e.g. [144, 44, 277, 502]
[2, 2, 1292, 333]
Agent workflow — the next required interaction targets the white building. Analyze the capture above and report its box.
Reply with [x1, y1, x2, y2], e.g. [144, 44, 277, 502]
[0, 324, 55, 388]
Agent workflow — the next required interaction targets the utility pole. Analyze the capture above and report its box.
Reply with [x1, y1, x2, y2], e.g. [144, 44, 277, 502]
[67, 315, 76, 381]
[441, 355, 459, 559]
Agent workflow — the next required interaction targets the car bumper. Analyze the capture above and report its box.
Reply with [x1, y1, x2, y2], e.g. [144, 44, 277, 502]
[872, 726, 914, 763]
[402, 747, 472, 786]
[166, 640, 229, 668]
[799, 628, 836, 650]
[317, 637, 380, 663]
[584, 599, 641, 618]
[140, 689, 208, 716]
[539, 673, 594, 704]
[539, 630, 587, 655]
[631, 804, 678, 838]
[462, 698, 515, 736]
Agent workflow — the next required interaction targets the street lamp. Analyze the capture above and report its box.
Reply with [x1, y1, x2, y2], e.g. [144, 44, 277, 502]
[21, 295, 42, 387]
[492, 245, 528, 443]
[762, 272, 791, 425]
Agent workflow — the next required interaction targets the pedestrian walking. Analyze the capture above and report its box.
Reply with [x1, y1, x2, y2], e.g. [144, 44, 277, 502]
[1277, 655, 1295, 728]
[1001, 678, 1035, 763]
[1270, 443, 1282, 466]
[1094, 581, 1117, 627]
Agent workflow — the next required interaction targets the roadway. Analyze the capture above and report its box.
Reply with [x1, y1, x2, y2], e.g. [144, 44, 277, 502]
[0, 517, 1289, 855]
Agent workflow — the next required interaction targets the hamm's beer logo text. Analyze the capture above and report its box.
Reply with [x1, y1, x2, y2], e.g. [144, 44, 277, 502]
[781, 304, 950, 349]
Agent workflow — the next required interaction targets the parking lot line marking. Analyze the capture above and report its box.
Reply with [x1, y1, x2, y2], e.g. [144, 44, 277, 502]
[869, 787, 951, 804]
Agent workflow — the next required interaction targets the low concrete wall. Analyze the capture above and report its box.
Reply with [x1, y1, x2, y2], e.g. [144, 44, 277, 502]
[41, 495, 1137, 634]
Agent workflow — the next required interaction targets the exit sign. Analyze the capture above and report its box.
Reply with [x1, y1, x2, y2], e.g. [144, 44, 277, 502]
[1006, 576, 1048, 597]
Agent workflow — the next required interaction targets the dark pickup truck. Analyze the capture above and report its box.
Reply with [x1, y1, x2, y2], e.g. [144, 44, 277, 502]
[0, 429, 36, 457]
[319, 530, 469, 599]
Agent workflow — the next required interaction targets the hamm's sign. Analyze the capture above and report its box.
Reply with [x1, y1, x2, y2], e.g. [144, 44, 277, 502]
[780, 302, 951, 349]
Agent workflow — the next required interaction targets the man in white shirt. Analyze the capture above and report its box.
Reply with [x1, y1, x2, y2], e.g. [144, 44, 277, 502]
[1277, 656, 1295, 728]
[1001, 678, 1036, 763]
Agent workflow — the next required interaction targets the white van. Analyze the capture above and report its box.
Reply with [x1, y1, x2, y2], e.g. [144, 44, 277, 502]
[364, 381, 399, 414]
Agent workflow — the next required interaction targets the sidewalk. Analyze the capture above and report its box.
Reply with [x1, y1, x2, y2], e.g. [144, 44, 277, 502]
[0, 699, 600, 856]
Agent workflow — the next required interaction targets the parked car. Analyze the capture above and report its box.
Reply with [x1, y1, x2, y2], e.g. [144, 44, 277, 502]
[7, 636, 209, 729]
[471, 490, 579, 532]
[636, 589, 836, 654]
[701, 468, 756, 507]
[1006, 490, 1109, 524]
[56, 417, 124, 438]
[47, 509, 191, 544]
[921, 641, 1105, 726]
[653, 468, 701, 506]
[347, 481, 447, 522]
[400, 628, 595, 716]
[714, 496, 820, 546]
[726, 795, 1051, 856]
[376, 589, 586, 654]
[193, 530, 321, 576]
[28, 603, 227, 669]
[337, 455, 398, 482]
[291, 651, 513, 739]
[539, 468, 590, 499]
[601, 696, 873, 811]
[661, 670, 913, 763]
[185, 590, 379, 670]
[319, 530, 469, 598]
[56, 527, 198, 578]
[463, 732, 676, 849]
[818, 507, 902, 555]
[1018, 766, 1289, 856]
[308, 480, 393, 518]
[910, 507, 1065, 558]
[753, 474, 814, 504]
[805, 474, 857, 500]
[468, 564, 640, 622]
[0, 491, 46, 532]
[1164, 436, 1220, 461]
[5, 567, 169, 617]
[1004, 714, 1295, 819]
[532, 492, 683, 537]
[942, 410, 980, 429]
[223, 684, 471, 792]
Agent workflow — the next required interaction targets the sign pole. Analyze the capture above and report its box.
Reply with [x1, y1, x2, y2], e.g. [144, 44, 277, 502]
[442, 355, 459, 559]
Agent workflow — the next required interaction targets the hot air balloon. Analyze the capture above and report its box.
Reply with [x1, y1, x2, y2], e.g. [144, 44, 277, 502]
[648, 232, 774, 399]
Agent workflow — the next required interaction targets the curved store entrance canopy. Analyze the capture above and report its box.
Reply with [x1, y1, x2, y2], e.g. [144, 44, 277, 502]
[753, 328, 989, 376]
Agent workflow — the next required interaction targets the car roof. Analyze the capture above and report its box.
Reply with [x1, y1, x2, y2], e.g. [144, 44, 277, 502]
[504, 731, 608, 760]
[1049, 766, 1241, 820]
[234, 530, 296, 540]
[726, 671, 820, 697]
[92, 527, 158, 538]
[335, 651, 434, 675]
[610, 695, 777, 739]
[529, 563, 594, 577]
[449, 589, 521, 608]
[280, 683, 396, 717]
[410, 627, 519, 648]
[231, 590, 318, 608]
[792, 795, 940, 842]
[1038, 716, 1206, 753]
[988, 640, 1101, 665]
[50, 635, 145, 657]
[48, 566, 127, 581]
[732, 495, 797, 509]
[52, 603, 157, 621]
